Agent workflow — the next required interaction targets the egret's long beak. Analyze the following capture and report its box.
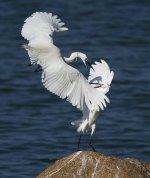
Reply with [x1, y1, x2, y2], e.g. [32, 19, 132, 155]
[85, 58, 95, 71]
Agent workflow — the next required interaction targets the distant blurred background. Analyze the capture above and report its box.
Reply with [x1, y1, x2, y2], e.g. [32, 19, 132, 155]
[0, 0, 150, 177]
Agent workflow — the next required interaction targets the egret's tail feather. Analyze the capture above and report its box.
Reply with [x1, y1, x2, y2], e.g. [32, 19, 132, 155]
[71, 119, 88, 133]
[71, 119, 96, 135]
[88, 59, 114, 94]
[71, 120, 83, 126]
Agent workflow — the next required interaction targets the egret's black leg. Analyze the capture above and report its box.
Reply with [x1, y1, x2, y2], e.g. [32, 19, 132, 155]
[89, 136, 96, 152]
[27, 63, 32, 66]
[77, 134, 82, 151]
[34, 65, 42, 72]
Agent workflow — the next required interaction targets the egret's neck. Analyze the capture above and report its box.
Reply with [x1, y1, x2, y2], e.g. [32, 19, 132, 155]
[64, 52, 79, 63]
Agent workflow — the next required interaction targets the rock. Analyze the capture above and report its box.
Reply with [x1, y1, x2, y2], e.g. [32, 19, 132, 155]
[37, 151, 150, 178]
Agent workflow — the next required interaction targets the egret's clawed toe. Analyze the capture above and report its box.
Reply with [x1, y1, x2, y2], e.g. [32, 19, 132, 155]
[34, 65, 42, 72]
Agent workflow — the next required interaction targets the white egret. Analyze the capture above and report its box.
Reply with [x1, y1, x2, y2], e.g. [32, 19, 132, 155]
[21, 12, 114, 151]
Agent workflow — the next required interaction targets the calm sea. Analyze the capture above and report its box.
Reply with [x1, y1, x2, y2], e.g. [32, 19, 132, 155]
[0, 0, 150, 177]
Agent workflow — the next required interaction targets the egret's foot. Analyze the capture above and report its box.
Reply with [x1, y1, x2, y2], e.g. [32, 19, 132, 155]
[89, 142, 96, 152]
[89, 136, 96, 152]
[34, 65, 42, 72]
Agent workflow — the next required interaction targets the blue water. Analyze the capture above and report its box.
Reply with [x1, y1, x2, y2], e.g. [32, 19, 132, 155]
[0, 0, 150, 177]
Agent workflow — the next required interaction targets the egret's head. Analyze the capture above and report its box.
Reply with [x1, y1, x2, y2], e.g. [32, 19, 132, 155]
[64, 52, 94, 71]
[79, 53, 94, 71]
[83, 58, 94, 70]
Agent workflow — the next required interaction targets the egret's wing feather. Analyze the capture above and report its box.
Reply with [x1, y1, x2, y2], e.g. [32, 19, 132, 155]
[42, 61, 109, 111]
[22, 44, 56, 67]
[21, 12, 68, 41]
[21, 12, 67, 64]
[88, 59, 114, 94]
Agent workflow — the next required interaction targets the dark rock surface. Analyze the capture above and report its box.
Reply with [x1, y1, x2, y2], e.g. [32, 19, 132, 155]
[37, 151, 150, 178]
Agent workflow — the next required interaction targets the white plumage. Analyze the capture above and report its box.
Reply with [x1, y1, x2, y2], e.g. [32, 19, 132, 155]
[22, 12, 68, 41]
[21, 12, 114, 135]
[88, 60, 114, 94]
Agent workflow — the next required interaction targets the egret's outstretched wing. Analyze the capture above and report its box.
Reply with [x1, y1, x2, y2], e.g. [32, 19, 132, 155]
[88, 60, 114, 94]
[21, 12, 68, 42]
[21, 12, 67, 65]
[42, 61, 109, 111]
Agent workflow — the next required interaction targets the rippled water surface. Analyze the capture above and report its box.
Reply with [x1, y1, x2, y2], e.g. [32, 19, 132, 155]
[0, 0, 150, 177]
